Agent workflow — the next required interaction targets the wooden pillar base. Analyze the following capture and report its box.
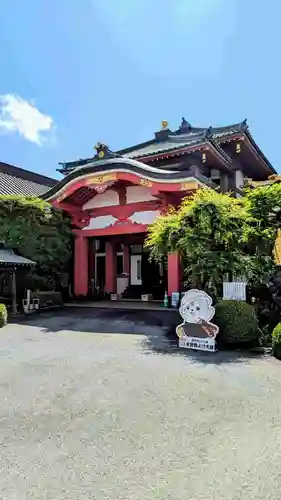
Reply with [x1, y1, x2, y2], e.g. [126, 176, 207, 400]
[105, 241, 117, 294]
[74, 233, 89, 296]
[168, 252, 181, 296]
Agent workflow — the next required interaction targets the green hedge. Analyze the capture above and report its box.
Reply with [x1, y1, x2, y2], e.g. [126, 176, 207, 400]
[34, 291, 63, 309]
[0, 304, 8, 328]
[215, 300, 258, 344]
[272, 323, 281, 359]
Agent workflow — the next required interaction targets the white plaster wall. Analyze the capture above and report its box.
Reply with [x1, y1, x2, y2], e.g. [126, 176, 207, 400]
[83, 215, 116, 230]
[130, 210, 161, 225]
[126, 185, 156, 203]
[210, 169, 220, 180]
[82, 190, 119, 210]
[117, 277, 129, 295]
[82, 210, 161, 230]
[160, 162, 181, 170]
[235, 170, 244, 189]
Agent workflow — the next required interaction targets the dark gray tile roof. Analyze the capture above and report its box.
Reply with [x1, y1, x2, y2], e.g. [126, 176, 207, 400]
[122, 124, 245, 159]
[0, 248, 35, 266]
[0, 171, 52, 196]
[122, 137, 204, 158]
[57, 119, 275, 176]
[0, 162, 57, 196]
[58, 122, 246, 174]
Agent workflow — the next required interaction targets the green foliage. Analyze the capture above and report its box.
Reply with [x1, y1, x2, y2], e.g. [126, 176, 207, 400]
[146, 184, 281, 294]
[245, 182, 281, 232]
[244, 183, 281, 277]
[0, 304, 8, 328]
[257, 324, 272, 347]
[0, 195, 72, 287]
[272, 322, 281, 359]
[272, 322, 281, 344]
[34, 291, 63, 308]
[31, 275, 55, 291]
[146, 189, 254, 292]
[215, 300, 258, 344]
[145, 208, 179, 264]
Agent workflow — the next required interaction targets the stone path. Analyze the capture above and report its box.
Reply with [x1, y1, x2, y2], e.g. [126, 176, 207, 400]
[0, 310, 280, 499]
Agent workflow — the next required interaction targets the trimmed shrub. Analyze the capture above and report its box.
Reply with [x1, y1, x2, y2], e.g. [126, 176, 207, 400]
[34, 291, 63, 310]
[0, 304, 8, 328]
[215, 300, 258, 344]
[272, 323, 281, 359]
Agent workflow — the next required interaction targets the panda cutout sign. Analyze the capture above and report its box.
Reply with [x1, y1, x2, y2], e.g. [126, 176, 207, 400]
[176, 289, 219, 352]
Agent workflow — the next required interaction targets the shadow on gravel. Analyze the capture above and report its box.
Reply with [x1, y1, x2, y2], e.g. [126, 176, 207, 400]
[9, 307, 178, 336]
[10, 308, 269, 365]
[142, 327, 269, 365]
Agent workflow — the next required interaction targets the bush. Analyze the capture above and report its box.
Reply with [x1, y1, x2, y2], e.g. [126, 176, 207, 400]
[215, 300, 258, 344]
[272, 323, 281, 359]
[34, 291, 63, 309]
[0, 304, 8, 328]
[257, 324, 272, 347]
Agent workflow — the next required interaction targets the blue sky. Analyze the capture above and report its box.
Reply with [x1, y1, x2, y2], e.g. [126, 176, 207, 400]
[0, 0, 280, 179]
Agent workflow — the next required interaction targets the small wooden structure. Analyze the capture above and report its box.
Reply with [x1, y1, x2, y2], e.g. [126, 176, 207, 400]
[0, 245, 35, 313]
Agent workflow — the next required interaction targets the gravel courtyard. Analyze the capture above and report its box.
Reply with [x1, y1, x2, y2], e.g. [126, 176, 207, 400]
[1, 309, 281, 500]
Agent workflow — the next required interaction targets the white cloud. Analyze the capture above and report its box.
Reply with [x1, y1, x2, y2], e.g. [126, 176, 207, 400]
[0, 93, 53, 145]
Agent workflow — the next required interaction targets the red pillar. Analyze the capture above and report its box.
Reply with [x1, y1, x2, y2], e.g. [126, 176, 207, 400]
[74, 233, 89, 296]
[123, 244, 130, 275]
[105, 241, 117, 294]
[168, 252, 181, 296]
[88, 240, 95, 279]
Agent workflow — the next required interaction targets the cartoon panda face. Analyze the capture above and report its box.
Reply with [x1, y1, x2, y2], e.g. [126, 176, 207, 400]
[179, 290, 215, 324]
[181, 300, 202, 323]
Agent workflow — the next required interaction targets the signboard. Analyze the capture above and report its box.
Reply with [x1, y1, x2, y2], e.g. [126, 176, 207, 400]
[223, 282, 246, 301]
[176, 289, 219, 352]
[85, 174, 117, 194]
[85, 174, 117, 185]
[179, 336, 216, 352]
[171, 292, 180, 308]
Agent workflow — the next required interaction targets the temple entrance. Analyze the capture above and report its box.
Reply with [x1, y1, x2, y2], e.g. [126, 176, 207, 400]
[130, 255, 142, 286]
[142, 251, 165, 300]
[130, 244, 143, 287]
[95, 254, 106, 294]
[88, 236, 166, 300]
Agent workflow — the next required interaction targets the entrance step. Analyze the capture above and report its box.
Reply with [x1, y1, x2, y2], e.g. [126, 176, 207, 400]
[122, 284, 165, 300]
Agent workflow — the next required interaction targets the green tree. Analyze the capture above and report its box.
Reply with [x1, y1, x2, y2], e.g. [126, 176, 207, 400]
[0, 195, 72, 289]
[145, 189, 255, 295]
[245, 182, 281, 262]
[236, 183, 281, 286]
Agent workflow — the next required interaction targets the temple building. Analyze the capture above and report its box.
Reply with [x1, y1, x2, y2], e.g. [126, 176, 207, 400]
[42, 118, 276, 301]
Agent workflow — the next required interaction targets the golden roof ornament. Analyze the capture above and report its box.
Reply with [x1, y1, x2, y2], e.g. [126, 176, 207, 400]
[161, 120, 169, 130]
[236, 142, 241, 154]
[94, 142, 106, 158]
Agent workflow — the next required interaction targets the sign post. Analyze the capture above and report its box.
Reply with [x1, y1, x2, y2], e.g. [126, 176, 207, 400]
[171, 292, 180, 308]
[223, 281, 246, 301]
[176, 289, 219, 352]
